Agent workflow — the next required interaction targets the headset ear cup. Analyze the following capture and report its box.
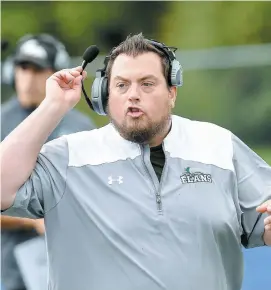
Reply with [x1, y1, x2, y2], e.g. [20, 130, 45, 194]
[2, 35, 35, 88]
[2, 56, 15, 87]
[148, 39, 183, 87]
[170, 59, 183, 87]
[36, 34, 70, 71]
[91, 76, 108, 116]
[54, 44, 70, 71]
[101, 77, 109, 114]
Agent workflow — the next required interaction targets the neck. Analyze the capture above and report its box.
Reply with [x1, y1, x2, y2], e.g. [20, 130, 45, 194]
[149, 119, 172, 148]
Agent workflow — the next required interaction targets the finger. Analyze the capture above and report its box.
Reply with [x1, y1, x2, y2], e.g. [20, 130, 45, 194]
[256, 201, 269, 213]
[73, 75, 84, 87]
[71, 66, 87, 78]
[63, 68, 87, 81]
[61, 66, 83, 72]
[265, 224, 271, 231]
[81, 71, 87, 80]
[72, 66, 84, 72]
[67, 70, 81, 78]
[256, 205, 267, 213]
[57, 70, 77, 84]
[71, 71, 87, 81]
[264, 216, 271, 226]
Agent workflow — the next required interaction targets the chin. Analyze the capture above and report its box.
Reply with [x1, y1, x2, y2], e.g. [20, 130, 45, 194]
[126, 118, 148, 129]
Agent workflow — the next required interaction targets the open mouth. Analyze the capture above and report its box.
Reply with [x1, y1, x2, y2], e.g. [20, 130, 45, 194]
[127, 107, 144, 117]
[129, 107, 141, 113]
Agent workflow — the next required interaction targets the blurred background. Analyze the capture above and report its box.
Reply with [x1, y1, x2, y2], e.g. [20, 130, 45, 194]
[1, 1, 271, 290]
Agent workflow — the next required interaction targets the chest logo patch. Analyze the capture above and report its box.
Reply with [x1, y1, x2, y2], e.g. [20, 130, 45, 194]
[180, 167, 212, 184]
[108, 175, 123, 185]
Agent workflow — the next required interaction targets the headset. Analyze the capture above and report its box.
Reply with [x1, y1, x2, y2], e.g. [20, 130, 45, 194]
[1, 34, 70, 86]
[88, 39, 183, 116]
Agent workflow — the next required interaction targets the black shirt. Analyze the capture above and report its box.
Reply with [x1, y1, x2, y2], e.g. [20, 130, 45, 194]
[150, 144, 166, 181]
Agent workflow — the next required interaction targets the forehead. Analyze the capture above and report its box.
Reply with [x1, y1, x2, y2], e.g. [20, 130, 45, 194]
[110, 52, 164, 80]
[15, 64, 53, 74]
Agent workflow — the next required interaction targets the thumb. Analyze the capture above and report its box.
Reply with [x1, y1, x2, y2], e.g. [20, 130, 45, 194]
[256, 202, 268, 213]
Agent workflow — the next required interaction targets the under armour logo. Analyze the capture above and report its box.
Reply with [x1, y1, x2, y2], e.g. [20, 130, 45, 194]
[108, 176, 123, 185]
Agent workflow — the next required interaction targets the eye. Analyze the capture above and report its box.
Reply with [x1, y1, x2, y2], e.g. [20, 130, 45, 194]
[20, 63, 29, 70]
[116, 83, 126, 88]
[142, 82, 153, 87]
[115, 82, 129, 93]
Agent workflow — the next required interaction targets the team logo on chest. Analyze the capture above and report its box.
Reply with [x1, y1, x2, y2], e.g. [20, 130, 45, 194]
[180, 167, 212, 184]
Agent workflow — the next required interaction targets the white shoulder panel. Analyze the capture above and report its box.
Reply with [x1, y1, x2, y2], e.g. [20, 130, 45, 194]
[66, 124, 141, 167]
[164, 115, 234, 171]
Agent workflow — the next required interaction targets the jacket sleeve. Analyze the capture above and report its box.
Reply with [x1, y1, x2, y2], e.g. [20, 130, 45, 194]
[232, 134, 271, 248]
[1, 136, 69, 219]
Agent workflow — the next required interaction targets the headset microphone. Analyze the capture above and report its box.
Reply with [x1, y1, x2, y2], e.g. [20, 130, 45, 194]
[81, 45, 100, 71]
[80, 45, 100, 110]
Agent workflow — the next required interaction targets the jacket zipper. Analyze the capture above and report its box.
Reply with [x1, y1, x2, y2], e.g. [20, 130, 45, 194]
[140, 146, 164, 214]
[157, 146, 168, 212]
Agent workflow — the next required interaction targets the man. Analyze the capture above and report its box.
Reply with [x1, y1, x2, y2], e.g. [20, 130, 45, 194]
[1, 34, 96, 290]
[1, 33, 270, 290]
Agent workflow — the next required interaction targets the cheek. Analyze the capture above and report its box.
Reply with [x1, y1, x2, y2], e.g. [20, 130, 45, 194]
[15, 75, 25, 89]
[145, 96, 170, 116]
[109, 95, 125, 118]
[38, 79, 46, 91]
[30, 79, 45, 96]
[16, 81, 28, 93]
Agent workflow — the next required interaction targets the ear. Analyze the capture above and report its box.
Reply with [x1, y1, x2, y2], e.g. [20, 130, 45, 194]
[169, 86, 177, 108]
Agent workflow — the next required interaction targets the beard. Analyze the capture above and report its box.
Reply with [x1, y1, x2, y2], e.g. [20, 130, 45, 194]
[108, 105, 172, 145]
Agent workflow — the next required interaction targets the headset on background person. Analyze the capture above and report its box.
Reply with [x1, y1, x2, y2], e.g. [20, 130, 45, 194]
[1, 34, 70, 87]
[81, 39, 183, 116]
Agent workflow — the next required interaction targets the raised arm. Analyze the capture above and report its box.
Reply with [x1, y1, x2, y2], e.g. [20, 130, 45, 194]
[0, 67, 86, 210]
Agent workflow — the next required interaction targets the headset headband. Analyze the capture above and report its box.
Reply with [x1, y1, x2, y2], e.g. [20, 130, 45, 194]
[87, 38, 183, 116]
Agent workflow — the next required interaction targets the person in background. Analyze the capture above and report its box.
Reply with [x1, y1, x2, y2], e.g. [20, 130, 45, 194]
[1, 33, 96, 290]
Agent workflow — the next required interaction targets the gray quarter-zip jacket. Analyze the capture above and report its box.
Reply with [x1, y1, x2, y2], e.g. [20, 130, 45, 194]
[2, 115, 271, 290]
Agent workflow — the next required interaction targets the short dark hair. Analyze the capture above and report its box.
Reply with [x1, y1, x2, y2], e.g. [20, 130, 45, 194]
[105, 33, 170, 86]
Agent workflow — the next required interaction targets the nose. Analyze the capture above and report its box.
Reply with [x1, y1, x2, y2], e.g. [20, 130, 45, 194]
[128, 83, 140, 102]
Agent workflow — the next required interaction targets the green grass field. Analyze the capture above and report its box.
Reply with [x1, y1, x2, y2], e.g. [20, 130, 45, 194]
[254, 147, 271, 165]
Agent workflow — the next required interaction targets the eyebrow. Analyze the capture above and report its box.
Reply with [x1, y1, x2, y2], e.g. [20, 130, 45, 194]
[113, 75, 159, 82]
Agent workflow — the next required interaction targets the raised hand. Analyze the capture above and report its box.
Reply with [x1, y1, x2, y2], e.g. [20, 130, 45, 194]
[45, 66, 87, 111]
